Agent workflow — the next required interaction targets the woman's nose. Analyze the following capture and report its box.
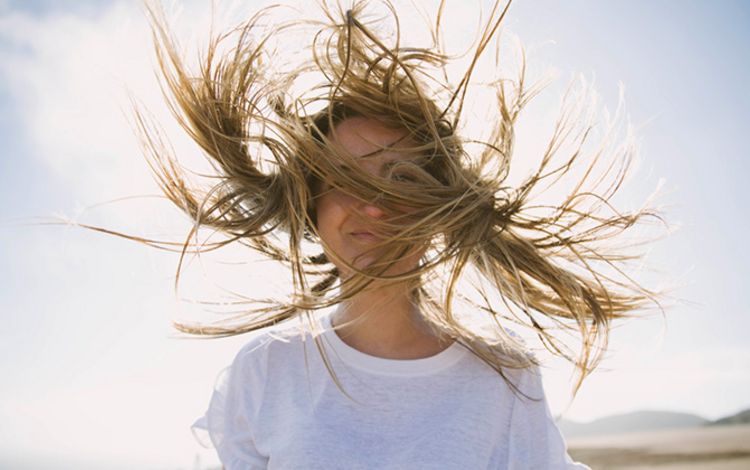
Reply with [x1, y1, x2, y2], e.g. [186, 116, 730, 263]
[359, 201, 386, 219]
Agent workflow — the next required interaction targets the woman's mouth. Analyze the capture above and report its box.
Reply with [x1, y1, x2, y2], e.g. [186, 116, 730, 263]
[350, 231, 380, 243]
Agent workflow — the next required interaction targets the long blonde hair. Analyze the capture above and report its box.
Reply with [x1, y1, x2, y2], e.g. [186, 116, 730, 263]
[131, 0, 665, 396]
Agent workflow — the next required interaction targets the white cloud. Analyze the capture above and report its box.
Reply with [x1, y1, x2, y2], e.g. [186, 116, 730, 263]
[0, 1, 268, 216]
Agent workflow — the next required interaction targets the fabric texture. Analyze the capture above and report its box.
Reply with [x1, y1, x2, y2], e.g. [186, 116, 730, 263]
[192, 310, 590, 469]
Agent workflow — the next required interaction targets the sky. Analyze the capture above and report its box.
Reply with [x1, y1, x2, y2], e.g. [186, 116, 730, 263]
[1, 0, 749, 468]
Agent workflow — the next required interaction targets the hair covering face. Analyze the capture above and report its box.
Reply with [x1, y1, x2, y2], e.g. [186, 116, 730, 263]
[132, 0, 666, 396]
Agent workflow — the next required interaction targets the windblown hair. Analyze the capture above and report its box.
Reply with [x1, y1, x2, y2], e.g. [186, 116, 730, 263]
[134, 0, 664, 396]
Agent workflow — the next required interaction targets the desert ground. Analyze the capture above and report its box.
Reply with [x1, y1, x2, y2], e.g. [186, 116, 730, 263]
[567, 424, 750, 469]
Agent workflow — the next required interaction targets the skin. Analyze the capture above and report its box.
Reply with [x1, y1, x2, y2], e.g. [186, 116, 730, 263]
[315, 116, 453, 359]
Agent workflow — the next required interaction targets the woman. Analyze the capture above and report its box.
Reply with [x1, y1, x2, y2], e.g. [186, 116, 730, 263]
[137, 0, 662, 468]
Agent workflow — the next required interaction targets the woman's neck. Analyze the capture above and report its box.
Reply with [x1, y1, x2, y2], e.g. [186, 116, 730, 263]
[330, 282, 452, 359]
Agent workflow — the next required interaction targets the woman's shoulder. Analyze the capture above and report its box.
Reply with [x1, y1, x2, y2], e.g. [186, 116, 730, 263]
[230, 314, 324, 370]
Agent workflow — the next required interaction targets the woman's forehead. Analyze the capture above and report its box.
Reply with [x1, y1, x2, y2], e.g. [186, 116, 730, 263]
[328, 116, 416, 162]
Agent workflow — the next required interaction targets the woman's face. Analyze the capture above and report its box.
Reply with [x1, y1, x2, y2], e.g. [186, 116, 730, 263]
[314, 116, 424, 278]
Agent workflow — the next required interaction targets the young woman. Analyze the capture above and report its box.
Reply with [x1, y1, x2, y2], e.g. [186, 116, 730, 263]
[136, 0, 662, 468]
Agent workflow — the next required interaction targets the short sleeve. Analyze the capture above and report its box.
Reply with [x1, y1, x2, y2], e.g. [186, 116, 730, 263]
[192, 340, 270, 470]
[506, 366, 591, 470]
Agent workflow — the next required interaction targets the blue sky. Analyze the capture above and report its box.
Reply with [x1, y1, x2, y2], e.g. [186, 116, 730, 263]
[1, 0, 748, 468]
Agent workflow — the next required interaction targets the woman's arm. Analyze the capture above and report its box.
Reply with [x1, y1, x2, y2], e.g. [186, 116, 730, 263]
[507, 365, 591, 470]
[192, 339, 270, 470]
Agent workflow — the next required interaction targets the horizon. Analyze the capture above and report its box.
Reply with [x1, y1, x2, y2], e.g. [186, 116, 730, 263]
[1, 0, 748, 468]
[557, 406, 750, 425]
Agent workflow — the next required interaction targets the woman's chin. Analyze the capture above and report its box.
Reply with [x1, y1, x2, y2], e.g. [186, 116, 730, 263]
[339, 259, 418, 282]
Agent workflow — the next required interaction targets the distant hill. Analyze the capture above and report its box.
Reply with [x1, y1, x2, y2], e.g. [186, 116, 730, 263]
[710, 408, 750, 426]
[557, 410, 709, 438]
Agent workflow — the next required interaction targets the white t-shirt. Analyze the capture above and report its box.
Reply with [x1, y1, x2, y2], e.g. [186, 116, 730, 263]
[192, 311, 590, 470]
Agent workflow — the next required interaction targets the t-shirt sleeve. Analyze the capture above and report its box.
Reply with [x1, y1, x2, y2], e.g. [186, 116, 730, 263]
[507, 365, 591, 470]
[192, 340, 270, 470]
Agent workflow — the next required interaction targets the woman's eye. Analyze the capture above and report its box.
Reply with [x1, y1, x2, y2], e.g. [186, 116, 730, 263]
[392, 173, 418, 183]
